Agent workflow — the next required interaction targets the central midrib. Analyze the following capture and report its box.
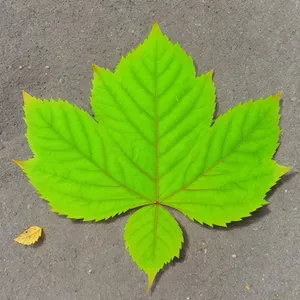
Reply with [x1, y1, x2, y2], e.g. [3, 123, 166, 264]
[154, 42, 159, 204]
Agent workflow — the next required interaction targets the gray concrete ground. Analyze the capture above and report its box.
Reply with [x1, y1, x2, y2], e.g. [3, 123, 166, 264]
[0, 1, 299, 299]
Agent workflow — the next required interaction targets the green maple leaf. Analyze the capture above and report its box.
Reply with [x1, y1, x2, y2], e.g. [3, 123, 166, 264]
[14, 22, 291, 289]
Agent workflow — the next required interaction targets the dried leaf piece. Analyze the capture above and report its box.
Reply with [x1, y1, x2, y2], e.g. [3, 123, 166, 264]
[14, 226, 42, 245]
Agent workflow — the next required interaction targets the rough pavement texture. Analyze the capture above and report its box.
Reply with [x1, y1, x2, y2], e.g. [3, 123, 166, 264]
[0, 1, 299, 299]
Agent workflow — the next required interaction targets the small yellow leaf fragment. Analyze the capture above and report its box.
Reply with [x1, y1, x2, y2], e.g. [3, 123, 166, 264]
[14, 226, 43, 245]
[245, 284, 250, 291]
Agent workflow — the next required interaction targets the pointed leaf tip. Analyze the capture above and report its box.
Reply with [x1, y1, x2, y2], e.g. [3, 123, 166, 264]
[147, 270, 157, 291]
[22, 90, 34, 105]
[153, 19, 159, 26]
[206, 69, 214, 78]
[92, 63, 102, 75]
[274, 90, 283, 101]
[283, 165, 293, 173]
[151, 20, 162, 35]
[13, 159, 25, 169]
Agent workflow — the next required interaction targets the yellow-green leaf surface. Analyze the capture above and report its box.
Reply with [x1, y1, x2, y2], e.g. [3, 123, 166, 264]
[19, 93, 151, 220]
[161, 96, 291, 226]
[124, 205, 183, 289]
[15, 22, 291, 288]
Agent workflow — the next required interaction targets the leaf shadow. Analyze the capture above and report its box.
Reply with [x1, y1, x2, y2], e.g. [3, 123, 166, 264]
[202, 205, 272, 232]
[68, 209, 133, 225]
[193, 59, 199, 75]
[201, 171, 296, 232]
[54, 171, 296, 292]
[265, 171, 296, 199]
[150, 219, 189, 292]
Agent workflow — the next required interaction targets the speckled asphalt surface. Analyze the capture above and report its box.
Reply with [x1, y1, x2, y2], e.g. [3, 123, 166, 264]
[0, 1, 299, 299]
